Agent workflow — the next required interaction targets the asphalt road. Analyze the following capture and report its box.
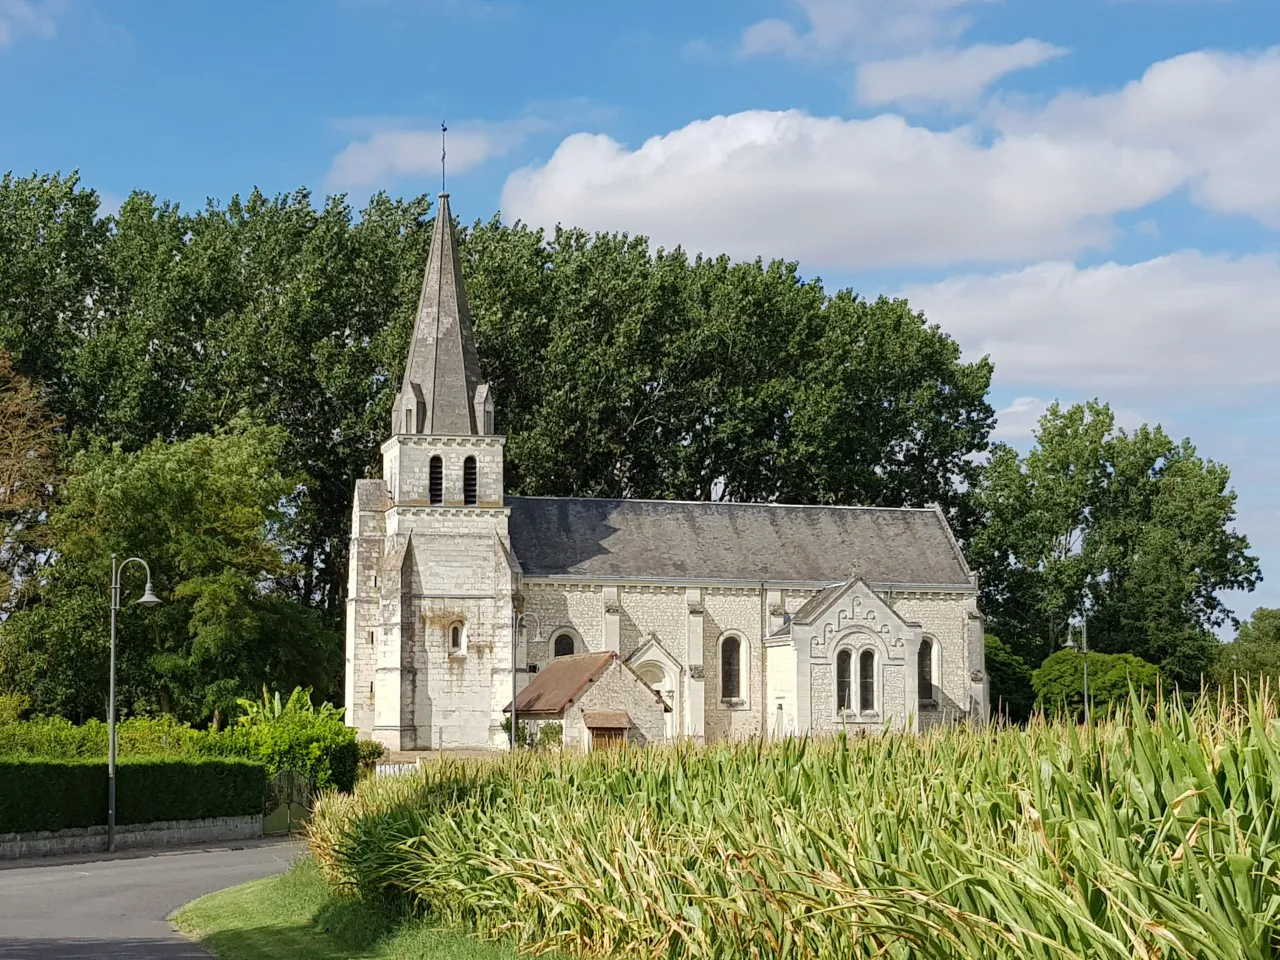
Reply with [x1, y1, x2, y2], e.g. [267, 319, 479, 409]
[0, 842, 298, 959]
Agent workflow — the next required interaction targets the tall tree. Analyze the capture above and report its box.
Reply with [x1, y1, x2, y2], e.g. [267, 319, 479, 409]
[0, 422, 338, 723]
[970, 401, 1261, 684]
[1214, 608, 1280, 690]
[0, 353, 61, 612]
[463, 221, 995, 532]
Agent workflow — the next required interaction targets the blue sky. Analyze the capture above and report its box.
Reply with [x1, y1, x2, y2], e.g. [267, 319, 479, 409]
[2, 0, 1278, 625]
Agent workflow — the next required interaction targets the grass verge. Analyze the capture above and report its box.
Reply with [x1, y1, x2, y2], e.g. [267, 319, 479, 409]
[174, 857, 526, 960]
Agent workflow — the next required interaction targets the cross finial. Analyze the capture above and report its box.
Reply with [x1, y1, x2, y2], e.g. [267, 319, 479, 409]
[441, 121, 448, 194]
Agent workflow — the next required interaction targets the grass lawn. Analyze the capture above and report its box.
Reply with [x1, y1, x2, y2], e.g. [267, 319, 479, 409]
[174, 857, 528, 960]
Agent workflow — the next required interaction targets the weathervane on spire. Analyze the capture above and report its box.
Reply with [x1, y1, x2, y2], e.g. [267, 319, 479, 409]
[441, 121, 448, 194]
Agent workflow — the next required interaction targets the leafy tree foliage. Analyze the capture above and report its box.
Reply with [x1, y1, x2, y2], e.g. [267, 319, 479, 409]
[985, 635, 1035, 723]
[1214, 608, 1280, 690]
[463, 223, 995, 531]
[0, 423, 338, 723]
[969, 401, 1260, 685]
[0, 172, 995, 640]
[0, 352, 60, 611]
[1032, 649, 1160, 719]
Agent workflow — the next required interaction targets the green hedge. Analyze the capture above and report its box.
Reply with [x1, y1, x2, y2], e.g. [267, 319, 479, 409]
[0, 757, 265, 834]
[0, 712, 359, 793]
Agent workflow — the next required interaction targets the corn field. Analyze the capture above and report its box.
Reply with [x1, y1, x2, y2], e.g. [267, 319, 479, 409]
[307, 694, 1280, 959]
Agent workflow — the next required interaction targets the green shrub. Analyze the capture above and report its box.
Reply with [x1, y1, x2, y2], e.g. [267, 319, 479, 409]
[201, 712, 358, 793]
[0, 714, 203, 758]
[0, 693, 30, 725]
[0, 709, 358, 794]
[0, 757, 264, 833]
[1032, 649, 1160, 717]
[535, 721, 563, 750]
[357, 739, 386, 769]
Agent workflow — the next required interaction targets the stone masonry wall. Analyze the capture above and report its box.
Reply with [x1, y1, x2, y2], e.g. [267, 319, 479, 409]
[889, 593, 977, 722]
[704, 588, 765, 742]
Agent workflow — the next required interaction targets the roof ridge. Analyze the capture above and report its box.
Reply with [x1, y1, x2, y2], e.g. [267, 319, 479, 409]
[505, 494, 938, 513]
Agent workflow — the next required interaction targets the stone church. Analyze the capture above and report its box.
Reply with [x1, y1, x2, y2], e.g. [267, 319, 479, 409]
[345, 193, 989, 751]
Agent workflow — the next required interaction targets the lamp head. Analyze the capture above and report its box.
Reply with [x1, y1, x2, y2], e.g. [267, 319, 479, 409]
[1063, 636, 1077, 651]
[137, 581, 162, 608]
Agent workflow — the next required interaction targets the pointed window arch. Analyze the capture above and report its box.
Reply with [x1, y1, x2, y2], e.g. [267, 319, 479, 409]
[429, 455, 443, 505]
[918, 638, 934, 703]
[463, 456, 478, 505]
[859, 650, 876, 713]
[836, 649, 853, 713]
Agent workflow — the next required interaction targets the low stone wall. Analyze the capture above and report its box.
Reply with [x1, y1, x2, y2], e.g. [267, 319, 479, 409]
[0, 815, 262, 860]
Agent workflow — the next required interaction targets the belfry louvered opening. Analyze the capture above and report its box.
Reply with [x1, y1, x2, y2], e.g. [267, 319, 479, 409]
[463, 456, 478, 505]
[429, 455, 443, 505]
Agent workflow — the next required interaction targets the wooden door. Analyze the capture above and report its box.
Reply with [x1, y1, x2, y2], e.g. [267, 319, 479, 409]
[590, 728, 625, 750]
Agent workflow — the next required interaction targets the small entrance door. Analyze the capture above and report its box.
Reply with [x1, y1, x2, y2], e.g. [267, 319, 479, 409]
[590, 728, 625, 750]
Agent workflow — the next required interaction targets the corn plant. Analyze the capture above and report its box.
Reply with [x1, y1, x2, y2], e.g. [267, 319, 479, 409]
[307, 692, 1280, 958]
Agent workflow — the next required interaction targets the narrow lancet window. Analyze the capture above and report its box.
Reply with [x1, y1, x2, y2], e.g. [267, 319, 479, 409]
[836, 650, 852, 712]
[859, 650, 875, 713]
[721, 636, 741, 700]
[429, 455, 443, 505]
[463, 456, 478, 505]
[918, 639, 934, 703]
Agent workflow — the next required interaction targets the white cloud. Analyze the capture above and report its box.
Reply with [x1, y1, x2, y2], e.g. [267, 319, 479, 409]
[501, 48, 1280, 269]
[900, 251, 1280, 391]
[856, 39, 1068, 109]
[0, 0, 57, 46]
[993, 48, 1280, 225]
[740, 0, 994, 59]
[325, 119, 538, 192]
[501, 109, 1184, 270]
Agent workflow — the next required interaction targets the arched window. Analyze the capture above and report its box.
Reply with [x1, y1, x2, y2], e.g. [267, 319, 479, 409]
[404, 408, 413, 434]
[449, 622, 463, 653]
[721, 635, 741, 700]
[429, 455, 443, 505]
[859, 650, 876, 713]
[554, 633, 576, 657]
[918, 638, 934, 703]
[836, 649, 852, 712]
[463, 456, 477, 505]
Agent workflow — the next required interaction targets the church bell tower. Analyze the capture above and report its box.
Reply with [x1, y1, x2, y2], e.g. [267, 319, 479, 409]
[346, 193, 517, 751]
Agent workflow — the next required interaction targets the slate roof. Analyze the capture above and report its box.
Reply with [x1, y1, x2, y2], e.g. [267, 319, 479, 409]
[504, 652, 616, 717]
[395, 193, 484, 435]
[507, 497, 973, 587]
[791, 583, 846, 623]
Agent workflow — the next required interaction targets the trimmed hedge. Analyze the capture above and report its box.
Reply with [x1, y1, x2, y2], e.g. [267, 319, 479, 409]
[0, 757, 265, 834]
[0, 713, 360, 793]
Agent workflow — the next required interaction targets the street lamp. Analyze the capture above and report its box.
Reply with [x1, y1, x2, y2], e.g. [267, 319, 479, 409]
[512, 610, 541, 751]
[108, 554, 161, 852]
[1063, 613, 1089, 723]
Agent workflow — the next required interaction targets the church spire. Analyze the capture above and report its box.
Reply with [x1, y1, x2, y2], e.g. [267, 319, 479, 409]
[394, 193, 486, 436]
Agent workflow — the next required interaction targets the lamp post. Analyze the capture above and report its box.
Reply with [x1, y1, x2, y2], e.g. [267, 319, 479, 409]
[108, 555, 161, 852]
[512, 610, 540, 751]
[1064, 613, 1090, 724]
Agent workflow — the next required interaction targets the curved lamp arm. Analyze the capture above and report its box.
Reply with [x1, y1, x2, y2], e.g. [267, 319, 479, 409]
[114, 556, 161, 608]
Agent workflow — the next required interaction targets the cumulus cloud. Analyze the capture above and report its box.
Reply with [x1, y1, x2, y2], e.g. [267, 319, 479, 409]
[501, 109, 1184, 270]
[992, 47, 1280, 226]
[740, 0, 995, 58]
[325, 119, 538, 192]
[0, 0, 57, 46]
[899, 251, 1280, 391]
[856, 39, 1068, 109]
[500, 48, 1279, 270]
